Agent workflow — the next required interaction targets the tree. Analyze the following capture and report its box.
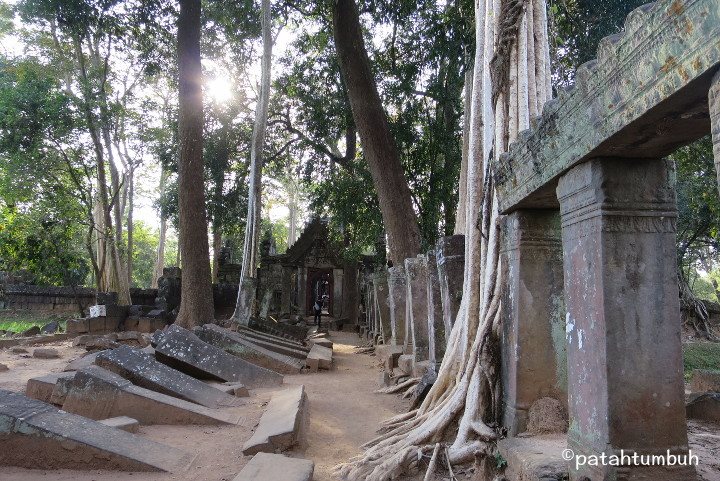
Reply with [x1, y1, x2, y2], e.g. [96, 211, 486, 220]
[175, 0, 214, 327]
[331, 0, 421, 266]
[232, 0, 272, 324]
[338, 0, 552, 478]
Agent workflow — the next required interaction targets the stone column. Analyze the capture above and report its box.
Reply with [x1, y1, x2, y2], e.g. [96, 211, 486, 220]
[297, 267, 307, 316]
[436, 235, 464, 343]
[710, 71, 720, 198]
[500, 209, 566, 436]
[387, 266, 407, 346]
[280, 266, 292, 315]
[425, 250, 445, 369]
[557, 158, 693, 481]
[333, 268, 344, 318]
[373, 273, 392, 343]
[405, 256, 429, 363]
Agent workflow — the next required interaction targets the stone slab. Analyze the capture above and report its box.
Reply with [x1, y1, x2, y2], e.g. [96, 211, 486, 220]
[309, 338, 333, 349]
[194, 324, 304, 374]
[233, 453, 314, 481]
[154, 325, 284, 388]
[686, 393, 720, 422]
[95, 345, 243, 408]
[242, 385, 307, 455]
[64, 351, 104, 371]
[690, 369, 720, 393]
[397, 354, 415, 376]
[25, 372, 75, 404]
[0, 389, 193, 472]
[62, 366, 238, 425]
[375, 344, 404, 366]
[497, 435, 568, 481]
[305, 344, 332, 372]
[99, 416, 140, 433]
[49, 371, 76, 405]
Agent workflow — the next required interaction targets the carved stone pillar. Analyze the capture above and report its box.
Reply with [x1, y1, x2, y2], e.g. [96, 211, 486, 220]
[710, 71, 720, 198]
[405, 256, 429, 362]
[387, 266, 407, 346]
[426, 250, 445, 369]
[373, 273, 392, 343]
[500, 209, 566, 436]
[436, 235, 464, 342]
[557, 158, 693, 481]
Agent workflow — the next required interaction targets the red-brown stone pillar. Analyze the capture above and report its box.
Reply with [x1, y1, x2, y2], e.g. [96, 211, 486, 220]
[557, 158, 694, 481]
[500, 209, 567, 436]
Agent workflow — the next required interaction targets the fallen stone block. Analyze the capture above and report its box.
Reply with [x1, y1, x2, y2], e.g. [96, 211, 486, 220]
[21, 325, 41, 337]
[222, 381, 250, 397]
[33, 347, 60, 359]
[64, 350, 104, 371]
[309, 338, 333, 349]
[62, 365, 238, 425]
[690, 369, 720, 393]
[99, 416, 140, 433]
[155, 325, 283, 388]
[235, 327, 310, 359]
[497, 434, 567, 481]
[0, 389, 193, 472]
[242, 385, 307, 455]
[0, 363, 7, 372]
[233, 453, 314, 481]
[195, 324, 305, 374]
[25, 372, 75, 404]
[49, 371, 77, 405]
[397, 354, 414, 376]
[10, 346, 28, 354]
[95, 345, 243, 408]
[305, 344, 332, 372]
[686, 392, 720, 423]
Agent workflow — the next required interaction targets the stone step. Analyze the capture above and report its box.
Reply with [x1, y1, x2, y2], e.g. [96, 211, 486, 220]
[195, 324, 305, 374]
[95, 344, 243, 408]
[25, 372, 75, 405]
[305, 344, 332, 372]
[0, 389, 193, 472]
[242, 385, 307, 455]
[62, 366, 238, 425]
[233, 453, 314, 481]
[154, 325, 284, 388]
[497, 434, 567, 481]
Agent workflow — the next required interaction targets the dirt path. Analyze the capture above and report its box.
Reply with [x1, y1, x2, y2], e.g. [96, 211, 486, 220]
[0, 329, 408, 481]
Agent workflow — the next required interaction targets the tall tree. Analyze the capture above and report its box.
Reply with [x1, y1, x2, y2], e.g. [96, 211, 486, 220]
[338, 0, 552, 478]
[175, 0, 214, 327]
[232, 0, 272, 324]
[332, 0, 421, 266]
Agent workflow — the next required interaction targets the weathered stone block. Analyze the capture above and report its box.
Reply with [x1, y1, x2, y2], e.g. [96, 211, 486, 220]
[0, 389, 192, 472]
[425, 250, 444, 369]
[690, 369, 720, 393]
[500, 209, 566, 436]
[95, 345, 243, 408]
[25, 372, 75, 404]
[387, 266, 407, 346]
[242, 385, 307, 455]
[99, 415, 140, 433]
[62, 366, 237, 425]
[557, 158, 693, 481]
[232, 453, 314, 481]
[33, 348, 60, 359]
[404, 256, 429, 362]
[686, 392, 720, 422]
[154, 325, 284, 388]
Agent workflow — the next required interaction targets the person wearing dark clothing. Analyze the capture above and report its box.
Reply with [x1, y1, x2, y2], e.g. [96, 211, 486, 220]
[313, 298, 322, 326]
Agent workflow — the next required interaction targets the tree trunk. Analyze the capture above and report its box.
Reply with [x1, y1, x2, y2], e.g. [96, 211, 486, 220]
[338, 1, 552, 478]
[232, 0, 272, 325]
[152, 167, 168, 289]
[454, 66, 473, 235]
[126, 164, 134, 286]
[332, 0, 421, 266]
[212, 228, 222, 284]
[175, 0, 214, 328]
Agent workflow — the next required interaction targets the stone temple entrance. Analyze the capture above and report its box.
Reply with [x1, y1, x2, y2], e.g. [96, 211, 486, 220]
[306, 268, 333, 316]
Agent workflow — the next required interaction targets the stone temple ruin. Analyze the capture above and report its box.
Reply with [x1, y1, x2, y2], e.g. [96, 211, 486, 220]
[1, 1, 720, 480]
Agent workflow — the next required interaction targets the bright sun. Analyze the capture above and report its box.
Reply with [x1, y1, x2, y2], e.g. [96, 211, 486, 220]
[207, 76, 234, 103]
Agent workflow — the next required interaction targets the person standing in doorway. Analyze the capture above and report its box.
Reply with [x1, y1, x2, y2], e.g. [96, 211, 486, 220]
[313, 297, 322, 326]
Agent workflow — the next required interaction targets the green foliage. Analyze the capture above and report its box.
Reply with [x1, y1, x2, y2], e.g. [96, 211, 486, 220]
[683, 342, 720, 380]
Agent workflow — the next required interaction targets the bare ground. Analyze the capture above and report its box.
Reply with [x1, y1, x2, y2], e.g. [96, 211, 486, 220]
[0, 329, 718, 481]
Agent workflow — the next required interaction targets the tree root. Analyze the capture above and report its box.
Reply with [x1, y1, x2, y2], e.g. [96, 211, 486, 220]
[375, 377, 420, 394]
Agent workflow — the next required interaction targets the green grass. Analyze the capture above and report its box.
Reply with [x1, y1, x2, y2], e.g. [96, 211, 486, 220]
[0, 310, 69, 334]
[683, 341, 720, 381]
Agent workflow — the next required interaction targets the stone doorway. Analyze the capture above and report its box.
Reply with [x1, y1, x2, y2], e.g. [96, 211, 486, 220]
[306, 268, 333, 316]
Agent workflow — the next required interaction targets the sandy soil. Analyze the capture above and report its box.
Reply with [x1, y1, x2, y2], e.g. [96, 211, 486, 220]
[0, 330, 718, 481]
[0, 329, 410, 481]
